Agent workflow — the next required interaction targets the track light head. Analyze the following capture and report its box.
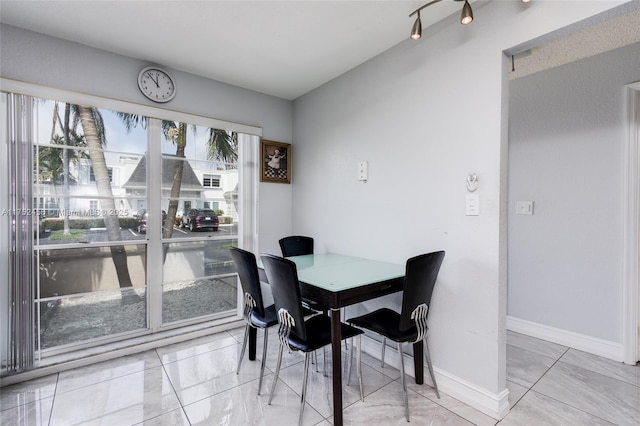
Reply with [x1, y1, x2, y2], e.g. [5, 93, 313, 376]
[409, 0, 479, 40]
[411, 11, 422, 40]
[461, 0, 473, 25]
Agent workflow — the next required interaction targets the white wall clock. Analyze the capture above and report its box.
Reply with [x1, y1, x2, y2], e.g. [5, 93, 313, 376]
[138, 67, 176, 103]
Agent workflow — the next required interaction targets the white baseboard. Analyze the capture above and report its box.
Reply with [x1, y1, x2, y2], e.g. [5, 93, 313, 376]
[359, 336, 509, 420]
[507, 316, 624, 362]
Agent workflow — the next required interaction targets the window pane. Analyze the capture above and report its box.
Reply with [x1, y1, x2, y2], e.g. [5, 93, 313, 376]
[202, 174, 221, 188]
[163, 239, 236, 281]
[38, 288, 146, 349]
[32, 98, 149, 351]
[162, 239, 237, 324]
[34, 135, 148, 244]
[39, 245, 146, 297]
[37, 244, 147, 349]
[160, 122, 238, 241]
[162, 277, 236, 323]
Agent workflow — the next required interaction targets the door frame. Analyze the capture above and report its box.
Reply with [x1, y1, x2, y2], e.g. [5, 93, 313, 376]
[623, 81, 640, 364]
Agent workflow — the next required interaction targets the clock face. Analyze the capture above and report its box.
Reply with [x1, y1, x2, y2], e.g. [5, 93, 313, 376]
[138, 67, 176, 103]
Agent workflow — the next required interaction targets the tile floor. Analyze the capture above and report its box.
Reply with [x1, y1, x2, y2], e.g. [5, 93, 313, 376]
[1, 329, 639, 425]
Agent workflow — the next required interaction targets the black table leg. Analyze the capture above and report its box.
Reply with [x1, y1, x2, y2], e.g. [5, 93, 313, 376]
[330, 308, 343, 426]
[249, 327, 257, 361]
[413, 340, 424, 384]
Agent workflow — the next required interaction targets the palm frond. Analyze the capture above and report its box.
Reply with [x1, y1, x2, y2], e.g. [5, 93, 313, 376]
[116, 113, 147, 132]
[207, 129, 237, 163]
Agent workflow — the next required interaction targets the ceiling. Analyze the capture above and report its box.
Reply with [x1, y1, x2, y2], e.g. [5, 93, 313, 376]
[2, 1, 638, 100]
[0, 0, 469, 100]
[509, 7, 640, 79]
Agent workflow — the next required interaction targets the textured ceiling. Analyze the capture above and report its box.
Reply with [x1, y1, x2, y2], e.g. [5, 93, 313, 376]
[510, 7, 640, 80]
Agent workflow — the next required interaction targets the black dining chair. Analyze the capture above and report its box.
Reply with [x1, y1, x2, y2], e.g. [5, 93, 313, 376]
[229, 247, 278, 395]
[278, 235, 314, 257]
[278, 235, 327, 316]
[260, 253, 364, 426]
[347, 251, 445, 422]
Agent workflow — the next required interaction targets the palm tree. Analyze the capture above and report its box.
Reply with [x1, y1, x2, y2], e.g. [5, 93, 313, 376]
[37, 135, 66, 184]
[77, 105, 133, 288]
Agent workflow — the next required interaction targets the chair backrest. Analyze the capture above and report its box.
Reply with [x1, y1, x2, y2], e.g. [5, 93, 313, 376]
[229, 247, 267, 317]
[260, 254, 307, 340]
[279, 236, 314, 257]
[399, 251, 446, 332]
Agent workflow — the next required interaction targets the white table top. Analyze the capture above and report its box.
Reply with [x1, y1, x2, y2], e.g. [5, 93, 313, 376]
[285, 253, 404, 292]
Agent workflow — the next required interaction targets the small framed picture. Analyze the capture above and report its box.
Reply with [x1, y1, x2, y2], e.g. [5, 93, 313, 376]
[260, 140, 291, 183]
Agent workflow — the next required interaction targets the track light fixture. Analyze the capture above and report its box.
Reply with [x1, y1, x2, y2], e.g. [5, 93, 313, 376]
[411, 11, 423, 39]
[460, 0, 473, 25]
[409, 0, 475, 39]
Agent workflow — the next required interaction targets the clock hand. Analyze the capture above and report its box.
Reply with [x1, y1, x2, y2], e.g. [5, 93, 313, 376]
[146, 72, 160, 88]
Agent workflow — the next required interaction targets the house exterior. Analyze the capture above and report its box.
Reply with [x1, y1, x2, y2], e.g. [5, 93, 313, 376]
[34, 154, 239, 222]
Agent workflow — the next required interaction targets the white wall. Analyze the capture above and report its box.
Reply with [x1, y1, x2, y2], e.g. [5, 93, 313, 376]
[292, 0, 632, 418]
[0, 24, 294, 255]
[508, 42, 640, 345]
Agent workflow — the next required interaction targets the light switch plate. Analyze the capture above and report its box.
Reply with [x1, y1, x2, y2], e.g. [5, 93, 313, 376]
[465, 194, 479, 216]
[516, 201, 534, 215]
[358, 161, 368, 181]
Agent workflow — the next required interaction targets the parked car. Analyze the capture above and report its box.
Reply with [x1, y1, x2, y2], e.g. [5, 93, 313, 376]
[181, 208, 219, 231]
[137, 209, 167, 234]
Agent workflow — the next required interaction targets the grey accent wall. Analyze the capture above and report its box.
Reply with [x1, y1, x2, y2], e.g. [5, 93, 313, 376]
[508, 41, 640, 342]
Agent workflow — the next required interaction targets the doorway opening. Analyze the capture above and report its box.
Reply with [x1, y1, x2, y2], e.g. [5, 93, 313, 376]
[624, 82, 640, 364]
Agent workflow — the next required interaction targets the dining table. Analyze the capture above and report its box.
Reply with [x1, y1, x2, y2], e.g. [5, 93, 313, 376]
[255, 253, 426, 426]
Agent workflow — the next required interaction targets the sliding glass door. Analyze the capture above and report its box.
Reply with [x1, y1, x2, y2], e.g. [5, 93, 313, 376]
[158, 121, 239, 324]
[33, 99, 149, 350]
[2, 88, 257, 372]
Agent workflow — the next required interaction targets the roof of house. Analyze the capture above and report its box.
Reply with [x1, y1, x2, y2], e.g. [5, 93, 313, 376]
[122, 156, 204, 191]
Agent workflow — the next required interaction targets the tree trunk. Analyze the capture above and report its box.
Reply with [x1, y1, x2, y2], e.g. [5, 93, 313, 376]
[162, 123, 187, 261]
[78, 105, 132, 288]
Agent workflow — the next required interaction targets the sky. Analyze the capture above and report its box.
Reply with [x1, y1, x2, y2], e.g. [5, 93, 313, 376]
[34, 98, 228, 167]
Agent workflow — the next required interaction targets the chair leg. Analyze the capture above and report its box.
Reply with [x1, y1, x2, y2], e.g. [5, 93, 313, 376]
[381, 337, 386, 368]
[236, 324, 250, 375]
[397, 342, 409, 422]
[323, 346, 328, 377]
[258, 329, 269, 395]
[347, 337, 354, 386]
[423, 337, 440, 399]
[268, 344, 285, 405]
[357, 335, 364, 402]
[299, 352, 311, 426]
